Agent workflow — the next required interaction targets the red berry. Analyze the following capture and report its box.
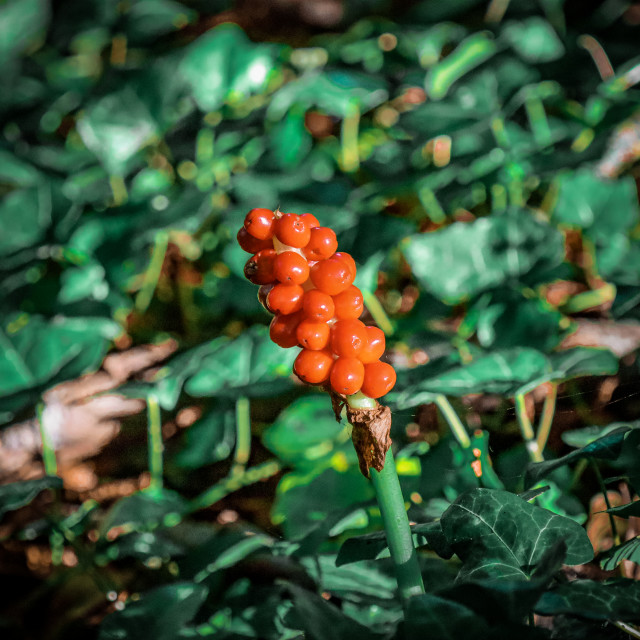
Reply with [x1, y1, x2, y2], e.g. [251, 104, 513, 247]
[270, 312, 303, 348]
[300, 213, 320, 228]
[296, 319, 330, 350]
[361, 361, 396, 398]
[333, 252, 357, 279]
[302, 289, 335, 322]
[275, 213, 311, 248]
[258, 284, 274, 312]
[330, 357, 365, 395]
[303, 227, 338, 261]
[330, 319, 368, 358]
[294, 349, 333, 384]
[274, 251, 310, 285]
[237, 227, 272, 253]
[359, 326, 386, 363]
[244, 208, 275, 240]
[332, 285, 363, 320]
[267, 284, 304, 315]
[310, 256, 354, 295]
[244, 249, 276, 285]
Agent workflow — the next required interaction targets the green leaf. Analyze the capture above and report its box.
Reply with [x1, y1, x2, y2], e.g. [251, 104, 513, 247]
[123, 0, 196, 43]
[535, 579, 640, 621]
[561, 422, 639, 448]
[181, 23, 281, 112]
[302, 555, 396, 600]
[77, 87, 158, 175]
[0, 476, 62, 520]
[526, 426, 631, 487]
[184, 326, 296, 399]
[173, 405, 235, 469]
[516, 347, 619, 395]
[0, 314, 119, 398]
[0, 187, 50, 257]
[263, 395, 348, 469]
[180, 529, 274, 582]
[599, 536, 640, 571]
[99, 530, 185, 563]
[604, 500, 640, 518]
[100, 489, 188, 537]
[99, 582, 208, 640]
[273, 466, 374, 539]
[404, 593, 490, 640]
[335, 521, 451, 566]
[396, 348, 549, 404]
[440, 488, 593, 581]
[502, 18, 564, 63]
[402, 209, 565, 304]
[0, 0, 50, 63]
[284, 582, 376, 640]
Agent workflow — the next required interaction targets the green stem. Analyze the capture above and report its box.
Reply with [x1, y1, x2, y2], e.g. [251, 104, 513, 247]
[363, 291, 394, 336]
[614, 621, 640, 639]
[340, 102, 360, 173]
[515, 394, 544, 462]
[591, 459, 620, 546]
[434, 394, 471, 449]
[37, 403, 58, 476]
[232, 397, 251, 475]
[135, 230, 170, 313]
[535, 383, 557, 454]
[370, 448, 425, 605]
[188, 459, 283, 513]
[147, 393, 164, 494]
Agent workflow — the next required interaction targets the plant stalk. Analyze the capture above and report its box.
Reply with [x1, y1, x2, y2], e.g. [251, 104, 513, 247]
[147, 393, 164, 493]
[434, 394, 471, 449]
[515, 393, 544, 462]
[535, 383, 557, 454]
[232, 396, 252, 476]
[370, 447, 425, 605]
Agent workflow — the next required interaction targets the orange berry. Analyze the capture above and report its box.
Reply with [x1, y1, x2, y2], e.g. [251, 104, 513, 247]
[330, 319, 368, 358]
[244, 249, 276, 285]
[300, 212, 320, 228]
[302, 289, 335, 322]
[361, 361, 396, 398]
[310, 256, 354, 295]
[303, 227, 338, 261]
[333, 252, 357, 279]
[294, 348, 334, 384]
[333, 285, 363, 320]
[296, 319, 330, 350]
[267, 284, 304, 315]
[244, 208, 275, 240]
[359, 326, 386, 363]
[330, 357, 365, 395]
[237, 227, 272, 253]
[269, 312, 303, 348]
[273, 251, 310, 285]
[275, 213, 311, 248]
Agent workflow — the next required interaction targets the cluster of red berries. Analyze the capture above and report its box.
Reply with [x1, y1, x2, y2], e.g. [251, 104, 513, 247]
[238, 208, 396, 399]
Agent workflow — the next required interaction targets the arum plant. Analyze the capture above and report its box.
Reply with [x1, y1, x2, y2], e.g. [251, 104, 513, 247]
[238, 206, 425, 609]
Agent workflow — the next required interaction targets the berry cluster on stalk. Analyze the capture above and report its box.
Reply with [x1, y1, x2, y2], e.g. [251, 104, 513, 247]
[238, 208, 396, 400]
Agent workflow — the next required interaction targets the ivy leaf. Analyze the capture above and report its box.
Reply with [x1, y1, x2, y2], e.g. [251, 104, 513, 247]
[0, 476, 62, 520]
[0, 0, 50, 63]
[98, 582, 208, 640]
[440, 488, 593, 581]
[599, 536, 640, 571]
[402, 209, 565, 304]
[535, 580, 640, 621]
[525, 426, 632, 487]
[604, 501, 640, 518]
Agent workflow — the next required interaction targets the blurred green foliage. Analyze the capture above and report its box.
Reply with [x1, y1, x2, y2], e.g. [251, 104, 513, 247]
[2, 0, 640, 637]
